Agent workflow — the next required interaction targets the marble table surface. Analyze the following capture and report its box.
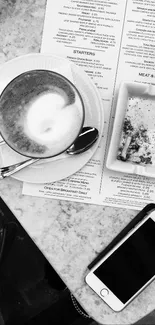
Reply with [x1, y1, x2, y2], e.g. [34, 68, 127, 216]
[0, 1, 155, 324]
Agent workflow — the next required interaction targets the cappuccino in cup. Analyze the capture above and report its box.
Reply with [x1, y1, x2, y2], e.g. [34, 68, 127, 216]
[0, 70, 84, 158]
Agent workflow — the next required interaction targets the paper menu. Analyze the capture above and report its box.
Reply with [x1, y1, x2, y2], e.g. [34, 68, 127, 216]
[23, 0, 155, 210]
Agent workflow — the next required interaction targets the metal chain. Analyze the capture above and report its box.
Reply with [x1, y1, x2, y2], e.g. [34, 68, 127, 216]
[70, 292, 90, 319]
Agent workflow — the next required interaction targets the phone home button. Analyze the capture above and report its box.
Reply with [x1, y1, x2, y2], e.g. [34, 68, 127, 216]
[100, 288, 109, 297]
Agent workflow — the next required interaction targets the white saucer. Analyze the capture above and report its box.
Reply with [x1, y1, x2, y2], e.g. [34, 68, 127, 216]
[0, 53, 104, 183]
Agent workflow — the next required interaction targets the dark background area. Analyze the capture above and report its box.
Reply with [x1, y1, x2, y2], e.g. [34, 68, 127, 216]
[0, 197, 92, 325]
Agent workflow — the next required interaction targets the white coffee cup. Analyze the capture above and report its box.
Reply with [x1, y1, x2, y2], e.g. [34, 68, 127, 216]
[0, 70, 85, 158]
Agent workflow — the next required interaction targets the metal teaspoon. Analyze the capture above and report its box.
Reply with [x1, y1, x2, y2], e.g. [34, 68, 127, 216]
[0, 126, 99, 179]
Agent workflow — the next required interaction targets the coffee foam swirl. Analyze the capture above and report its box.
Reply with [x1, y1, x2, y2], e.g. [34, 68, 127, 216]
[24, 91, 83, 156]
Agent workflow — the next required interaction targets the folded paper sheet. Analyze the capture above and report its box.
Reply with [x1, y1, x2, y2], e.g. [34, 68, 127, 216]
[21, 0, 155, 210]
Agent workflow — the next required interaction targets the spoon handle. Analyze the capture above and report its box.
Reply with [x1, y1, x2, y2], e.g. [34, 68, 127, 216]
[0, 154, 70, 178]
[0, 126, 98, 178]
[0, 158, 39, 179]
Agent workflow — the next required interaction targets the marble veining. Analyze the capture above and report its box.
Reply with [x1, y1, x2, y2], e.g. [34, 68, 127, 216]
[0, 1, 154, 324]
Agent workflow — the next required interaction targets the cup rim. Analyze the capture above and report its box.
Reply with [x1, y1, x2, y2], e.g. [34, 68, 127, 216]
[0, 69, 85, 159]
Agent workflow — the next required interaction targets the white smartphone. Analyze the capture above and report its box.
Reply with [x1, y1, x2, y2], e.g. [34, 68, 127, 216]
[85, 210, 155, 312]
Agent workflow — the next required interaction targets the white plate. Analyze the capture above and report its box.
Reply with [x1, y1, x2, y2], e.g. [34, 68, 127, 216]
[0, 53, 104, 183]
[106, 81, 155, 177]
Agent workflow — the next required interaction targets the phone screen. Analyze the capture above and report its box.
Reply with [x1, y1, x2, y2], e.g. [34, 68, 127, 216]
[94, 217, 155, 303]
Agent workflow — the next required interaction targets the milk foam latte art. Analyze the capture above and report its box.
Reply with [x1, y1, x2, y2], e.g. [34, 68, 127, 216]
[0, 70, 84, 158]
